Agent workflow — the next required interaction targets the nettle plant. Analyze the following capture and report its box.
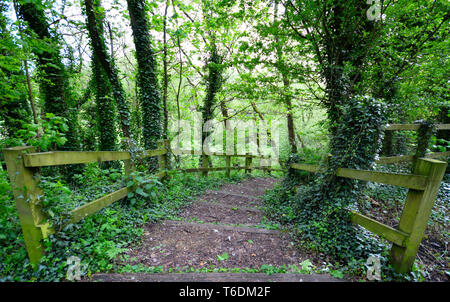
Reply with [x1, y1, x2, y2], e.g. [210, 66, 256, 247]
[16, 113, 68, 151]
[125, 171, 162, 206]
[122, 138, 163, 206]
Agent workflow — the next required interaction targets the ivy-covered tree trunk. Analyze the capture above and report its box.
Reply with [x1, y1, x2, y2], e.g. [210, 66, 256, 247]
[292, 96, 386, 261]
[0, 3, 31, 138]
[162, 0, 169, 139]
[17, 0, 79, 151]
[318, 1, 375, 137]
[17, 2, 66, 116]
[284, 0, 386, 262]
[127, 0, 163, 171]
[286, 0, 379, 156]
[84, 0, 131, 140]
[282, 76, 297, 154]
[92, 58, 117, 152]
[200, 43, 223, 169]
[436, 105, 449, 144]
[86, 0, 117, 153]
[436, 105, 450, 173]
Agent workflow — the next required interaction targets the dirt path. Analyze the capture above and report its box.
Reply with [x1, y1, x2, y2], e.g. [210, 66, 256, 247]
[92, 177, 340, 282]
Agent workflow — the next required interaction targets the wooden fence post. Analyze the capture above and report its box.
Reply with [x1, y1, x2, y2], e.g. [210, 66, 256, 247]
[412, 123, 435, 172]
[157, 139, 170, 178]
[3, 146, 47, 269]
[226, 155, 231, 178]
[201, 154, 209, 177]
[382, 129, 394, 156]
[390, 158, 447, 273]
[123, 158, 134, 178]
[245, 153, 252, 174]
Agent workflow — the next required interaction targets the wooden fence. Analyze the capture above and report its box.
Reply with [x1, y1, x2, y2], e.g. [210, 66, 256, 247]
[172, 149, 282, 176]
[378, 123, 450, 165]
[287, 123, 449, 273]
[290, 158, 447, 273]
[2, 140, 280, 268]
[2, 140, 170, 268]
[2, 122, 449, 273]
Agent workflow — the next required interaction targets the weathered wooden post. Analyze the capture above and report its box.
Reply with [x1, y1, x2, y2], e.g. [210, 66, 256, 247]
[201, 154, 209, 177]
[225, 155, 231, 178]
[382, 129, 393, 156]
[390, 158, 447, 273]
[157, 139, 170, 179]
[123, 157, 134, 178]
[3, 146, 47, 269]
[412, 122, 435, 172]
[245, 152, 252, 174]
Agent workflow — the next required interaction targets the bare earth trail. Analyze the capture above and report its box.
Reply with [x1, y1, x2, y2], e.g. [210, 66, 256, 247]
[92, 177, 340, 282]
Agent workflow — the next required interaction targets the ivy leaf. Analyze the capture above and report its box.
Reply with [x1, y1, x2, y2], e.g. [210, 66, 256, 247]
[136, 188, 149, 198]
[330, 270, 344, 279]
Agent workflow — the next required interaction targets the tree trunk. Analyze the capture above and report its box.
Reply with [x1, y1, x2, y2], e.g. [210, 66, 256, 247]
[84, 0, 131, 140]
[126, 0, 162, 151]
[86, 1, 118, 153]
[23, 59, 37, 124]
[17, 1, 79, 152]
[274, 1, 297, 154]
[200, 43, 223, 169]
[0, 2, 31, 137]
[283, 76, 298, 154]
[17, 2, 66, 117]
[162, 0, 169, 139]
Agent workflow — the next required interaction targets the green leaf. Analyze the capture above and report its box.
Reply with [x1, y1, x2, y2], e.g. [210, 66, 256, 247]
[126, 181, 135, 187]
[217, 252, 229, 261]
[136, 188, 149, 197]
[330, 270, 344, 279]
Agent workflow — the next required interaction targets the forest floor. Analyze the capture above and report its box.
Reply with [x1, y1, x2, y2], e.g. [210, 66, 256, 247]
[90, 177, 342, 282]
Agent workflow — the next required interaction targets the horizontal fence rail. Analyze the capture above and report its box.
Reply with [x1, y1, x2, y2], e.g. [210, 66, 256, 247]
[290, 163, 428, 190]
[377, 151, 450, 164]
[385, 123, 450, 131]
[172, 149, 281, 177]
[22, 149, 166, 167]
[177, 166, 284, 173]
[172, 148, 272, 159]
[381, 123, 449, 168]
[349, 211, 409, 247]
[70, 187, 130, 225]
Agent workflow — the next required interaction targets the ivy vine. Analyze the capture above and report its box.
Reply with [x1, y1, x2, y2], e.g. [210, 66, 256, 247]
[286, 95, 388, 262]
